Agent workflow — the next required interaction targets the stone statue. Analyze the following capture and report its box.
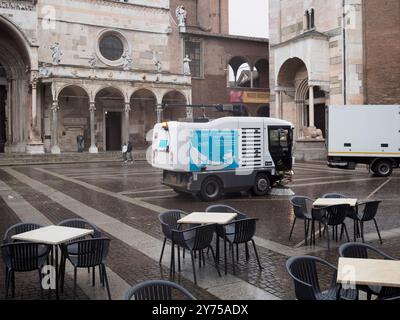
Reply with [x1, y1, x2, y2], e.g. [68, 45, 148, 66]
[122, 50, 132, 71]
[153, 52, 162, 73]
[175, 5, 187, 27]
[50, 42, 62, 65]
[183, 54, 191, 76]
[302, 127, 324, 140]
[88, 53, 97, 68]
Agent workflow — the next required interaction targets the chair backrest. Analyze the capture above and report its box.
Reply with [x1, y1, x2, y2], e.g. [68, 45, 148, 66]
[206, 205, 247, 220]
[359, 201, 381, 222]
[225, 218, 258, 244]
[124, 280, 196, 300]
[1, 242, 50, 271]
[159, 210, 187, 239]
[173, 224, 216, 251]
[3, 223, 44, 244]
[325, 204, 350, 226]
[58, 218, 102, 238]
[289, 196, 308, 219]
[286, 256, 321, 300]
[322, 193, 346, 199]
[65, 238, 110, 268]
[339, 242, 394, 260]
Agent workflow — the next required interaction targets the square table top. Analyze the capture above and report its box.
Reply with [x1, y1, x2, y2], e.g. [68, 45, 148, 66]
[178, 212, 238, 225]
[337, 257, 400, 288]
[313, 198, 358, 207]
[11, 225, 94, 246]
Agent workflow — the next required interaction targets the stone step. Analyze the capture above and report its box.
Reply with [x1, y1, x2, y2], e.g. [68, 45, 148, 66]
[0, 151, 148, 166]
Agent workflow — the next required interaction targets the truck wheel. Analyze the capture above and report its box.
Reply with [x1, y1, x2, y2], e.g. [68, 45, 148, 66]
[372, 160, 393, 177]
[252, 174, 271, 196]
[200, 177, 223, 202]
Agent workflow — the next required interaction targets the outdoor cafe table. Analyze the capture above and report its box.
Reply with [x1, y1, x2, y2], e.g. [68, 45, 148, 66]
[12, 225, 94, 300]
[177, 212, 238, 225]
[313, 198, 358, 207]
[337, 257, 400, 289]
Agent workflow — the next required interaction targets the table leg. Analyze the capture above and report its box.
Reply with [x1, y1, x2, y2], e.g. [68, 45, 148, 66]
[216, 236, 220, 265]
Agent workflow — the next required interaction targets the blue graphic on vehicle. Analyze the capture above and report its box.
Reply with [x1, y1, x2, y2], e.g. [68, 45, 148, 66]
[189, 130, 239, 172]
[158, 139, 169, 151]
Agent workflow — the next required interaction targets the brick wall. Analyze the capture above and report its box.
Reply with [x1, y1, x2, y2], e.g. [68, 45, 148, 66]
[364, 0, 400, 104]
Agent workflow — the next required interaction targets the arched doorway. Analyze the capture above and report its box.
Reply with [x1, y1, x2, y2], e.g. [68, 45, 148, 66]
[58, 85, 90, 152]
[95, 87, 124, 151]
[130, 89, 157, 150]
[0, 17, 32, 152]
[162, 91, 187, 121]
[277, 57, 326, 138]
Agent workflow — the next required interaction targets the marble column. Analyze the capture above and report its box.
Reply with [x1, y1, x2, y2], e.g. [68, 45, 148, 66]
[89, 102, 98, 153]
[156, 105, 163, 123]
[26, 75, 45, 154]
[309, 85, 315, 127]
[50, 101, 60, 154]
[124, 102, 131, 144]
[275, 90, 281, 119]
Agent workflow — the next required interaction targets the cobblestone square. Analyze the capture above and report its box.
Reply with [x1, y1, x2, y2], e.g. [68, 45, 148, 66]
[0, 160, 399, 300]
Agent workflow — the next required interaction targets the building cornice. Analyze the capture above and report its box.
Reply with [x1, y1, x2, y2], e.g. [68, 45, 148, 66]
[271, 30, 329, 49]
[182, 28, 269, 43]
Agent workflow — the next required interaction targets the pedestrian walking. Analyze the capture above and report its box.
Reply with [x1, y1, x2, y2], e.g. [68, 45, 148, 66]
[77, 134, 85, 152]
[126, 140, 134, 163]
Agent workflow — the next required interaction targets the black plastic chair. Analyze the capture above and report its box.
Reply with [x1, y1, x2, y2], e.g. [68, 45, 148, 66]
[339, 242, 399, 300]
[3, 222, 44, 244]
[171, 224, 221, 285]
[355, 201, 383, 244]
[124, 280, 196, 300]
[58, 218, 102, 291]
[314, 204, 350, 249]
[286, 255, 358, 300]
[206, 205, 247, 220]
[220, 218, 262, 275]
[60, 238, 112, 300]
[1, 242, 50, 299]
[159, 210, 188, 267]
[289, 196, 314, 245]
[322, 193, 361, 241]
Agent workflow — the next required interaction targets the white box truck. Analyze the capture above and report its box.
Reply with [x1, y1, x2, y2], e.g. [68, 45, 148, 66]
[151, 117, 295, 201]
[327, 105, 400, 177]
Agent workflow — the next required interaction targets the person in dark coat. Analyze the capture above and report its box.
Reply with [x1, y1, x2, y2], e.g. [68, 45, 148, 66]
[126, 140, 133, 163]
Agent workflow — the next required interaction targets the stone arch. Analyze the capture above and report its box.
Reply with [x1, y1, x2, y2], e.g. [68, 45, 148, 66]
[95, 86, 125, 151]
[93, 85, 124, 101]
[162, 90, 187, 121]
[129, 88, 157, 149]
[57, 85, 91, 152]
[228, 56, 252, 88]
[57, 84, 90, 101]
[0, 16, 34, 152]
[277, 57, 309, 88]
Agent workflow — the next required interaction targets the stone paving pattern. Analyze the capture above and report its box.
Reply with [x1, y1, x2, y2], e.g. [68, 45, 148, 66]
[0, 160, 399, 300]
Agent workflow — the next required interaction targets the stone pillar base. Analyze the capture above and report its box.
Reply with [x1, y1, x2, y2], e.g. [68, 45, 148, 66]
[51, 146, 61, 154]
[293, 139, 327, 161]
[26, 143, 45, 155]
[89, 146, 98, 154]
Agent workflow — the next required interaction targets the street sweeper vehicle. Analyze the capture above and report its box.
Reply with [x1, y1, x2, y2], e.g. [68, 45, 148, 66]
[152, 117, 295, 201]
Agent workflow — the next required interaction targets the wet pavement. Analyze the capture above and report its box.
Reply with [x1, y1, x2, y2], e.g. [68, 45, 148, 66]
[0, 160, 399, 300]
